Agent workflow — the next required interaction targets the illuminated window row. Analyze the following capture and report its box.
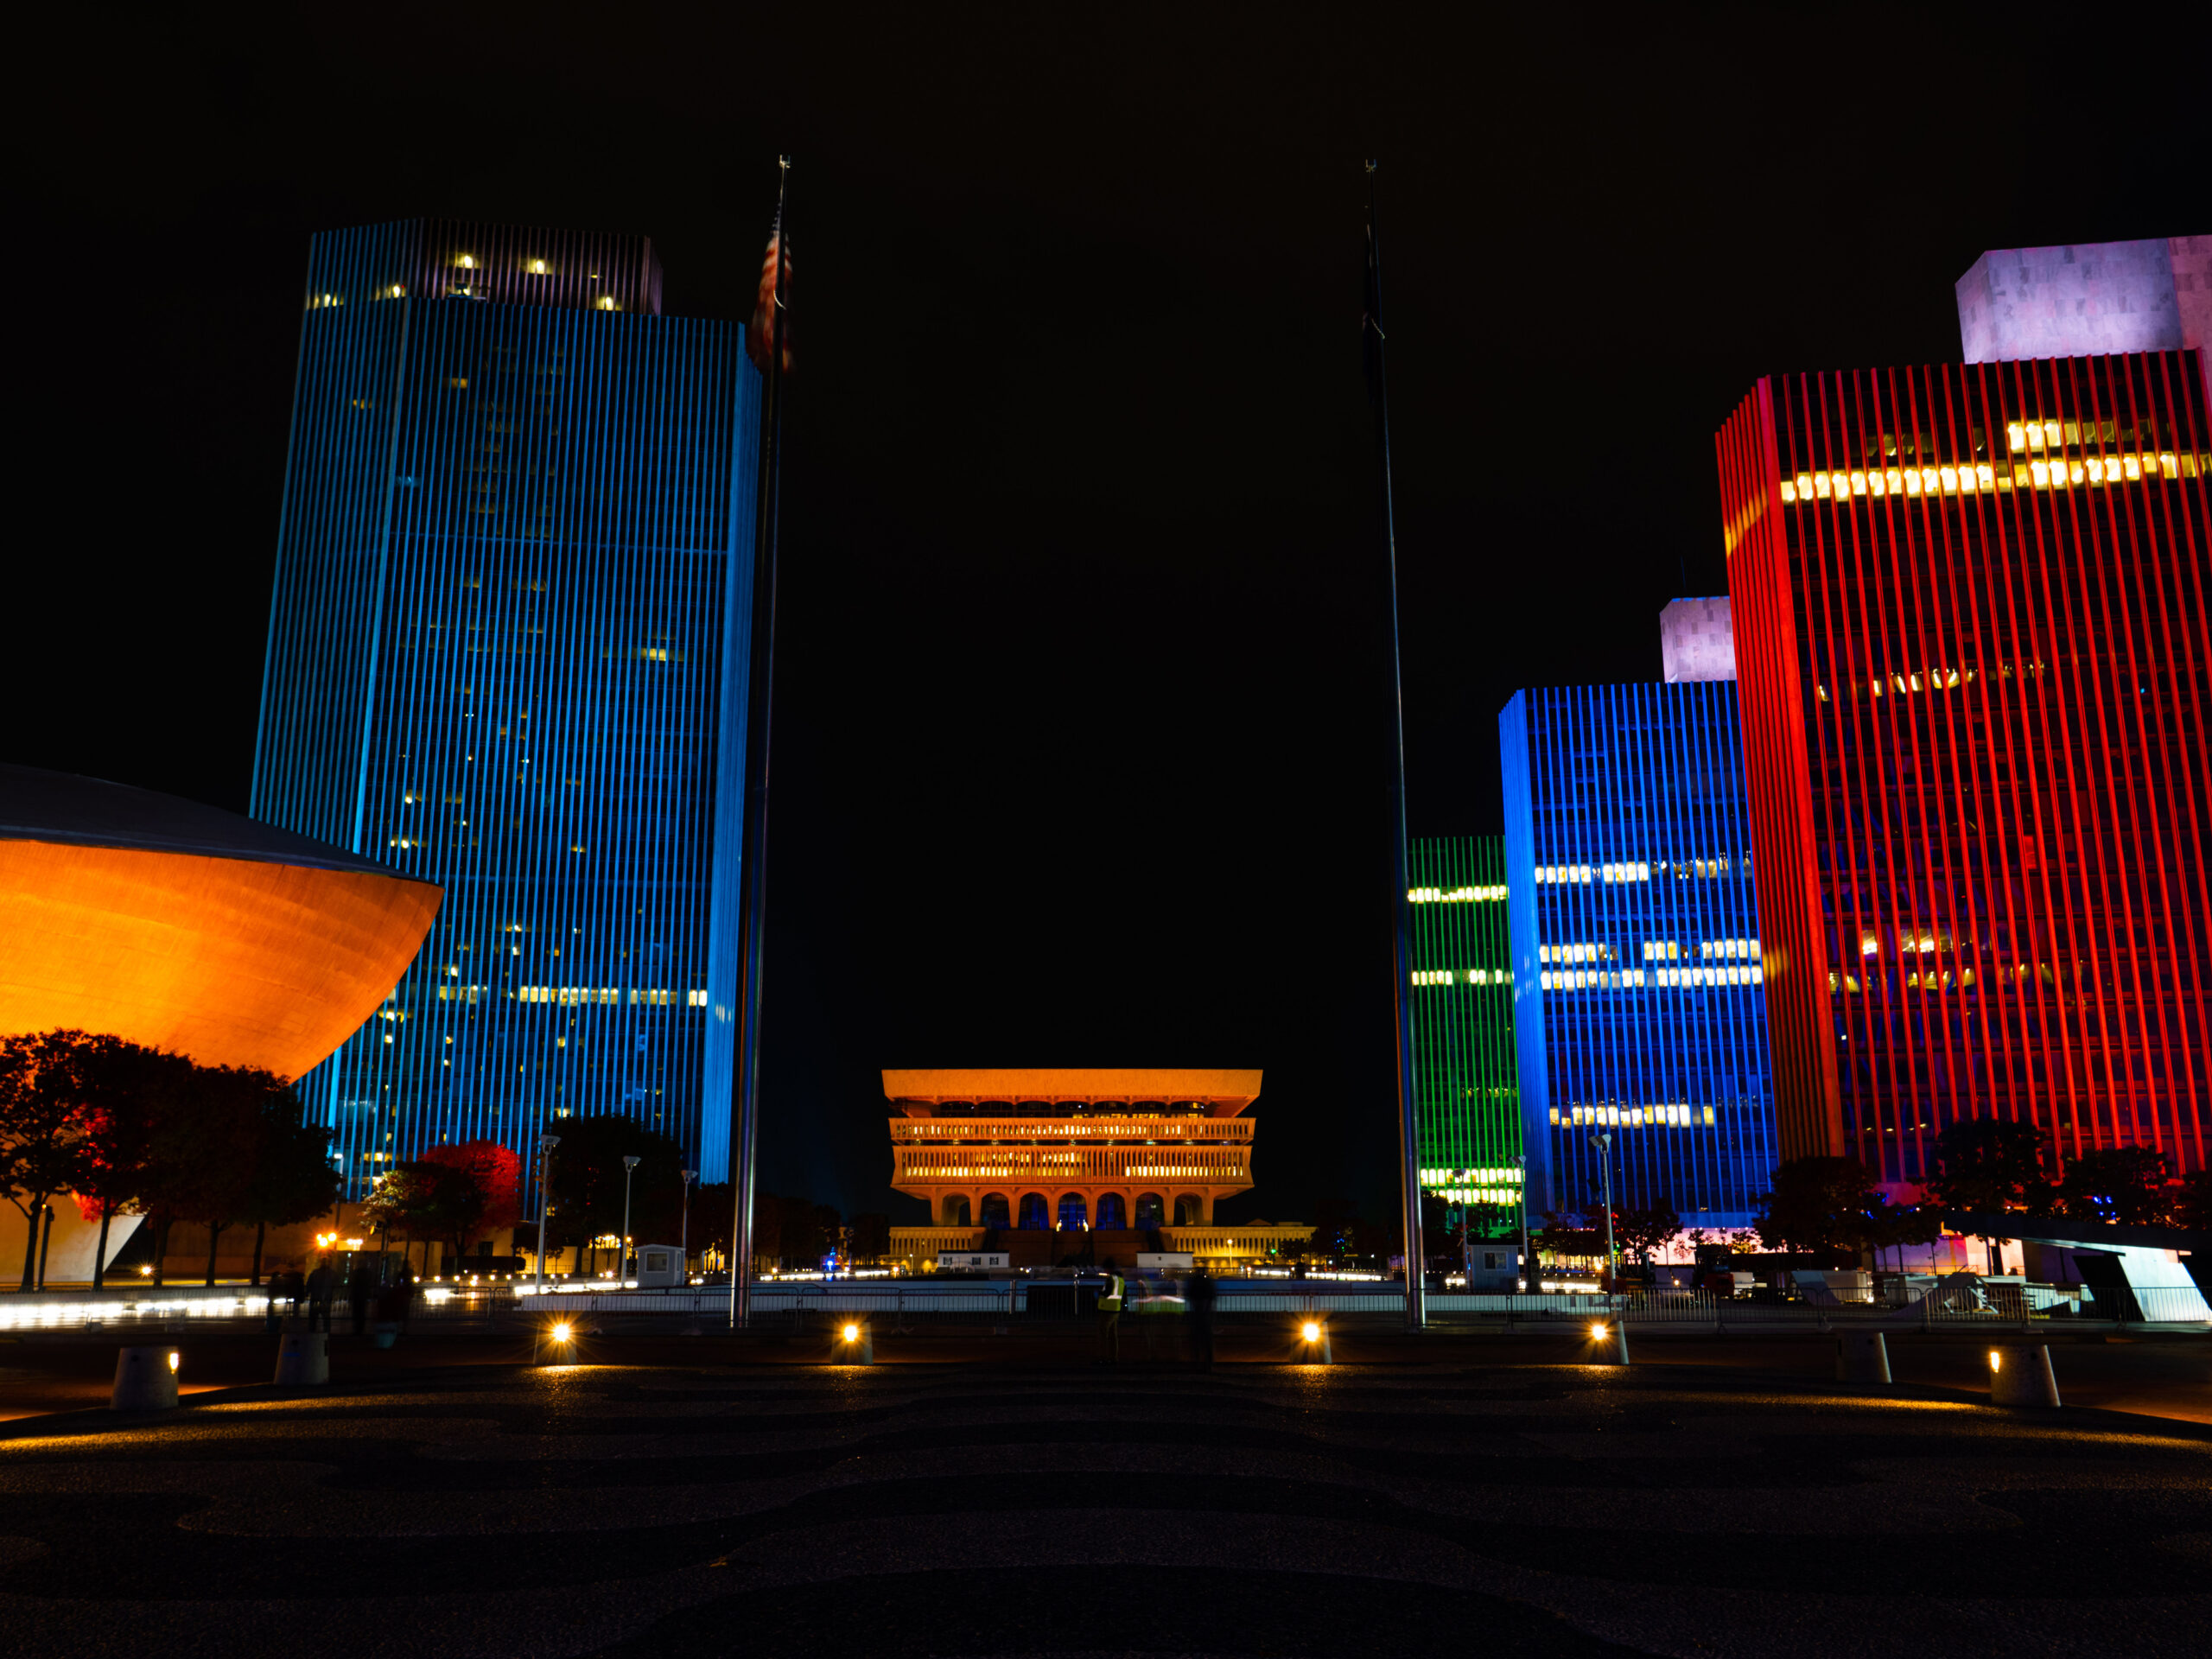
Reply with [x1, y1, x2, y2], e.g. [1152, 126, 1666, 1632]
[1699, 938, 1760, 960]
[1431, 1188, 1519, 1205]
[1540, 965, 1764, 991]
[1534, 858, 1729, 884]
[1539, 942, 1614, 964]
[1857, 927, 1955, 957]
[1419, 1166, 1523, 1185]
[1828, 963, 2066, 995]
[509, 987, 711, 1006]
[1781, 450, 2196, 505]
[1548, 1103, 1716, 1128]
[2006, 417, 2163, 453]
[1411, 967, 1512, 987]
[1407, 884, 1509, 903]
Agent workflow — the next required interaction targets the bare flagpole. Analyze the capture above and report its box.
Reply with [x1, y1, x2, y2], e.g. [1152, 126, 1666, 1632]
[728, 156, 791, 1329]
[1363, 160, 1426, 1331]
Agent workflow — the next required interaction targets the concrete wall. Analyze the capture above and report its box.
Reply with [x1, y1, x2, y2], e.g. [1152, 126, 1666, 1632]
[0, 1202, 144, 1287]
[1659, 596, 1735, 683]
[1956, 234, 2212, 415]
[1956, 238, 2183, 361]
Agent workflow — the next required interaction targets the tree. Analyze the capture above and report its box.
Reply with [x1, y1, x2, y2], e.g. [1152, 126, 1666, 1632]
[419, 1140, 524, 1260]
[0, 1031, 99, 1288]
[1614, 1196, 1683, 1269]
[2056, 1147, 2176, 1227]
[849, 1211, 890, 1263]
[543, 1114, 687, 1274]
[359, 1160, 462, 1269]
[690, 1181, 734, 1268]
[1310, 1197, 1362, 1262]
[2178, 1170, 2212, 1233]
[236, 1092, 342, 1283]
[1756, 1157, 1884, 1263]
[1868, 1193, 1943, 1274]
[1925, 1118, 2053, 1273]
[67, 1037, 190, 1288]
[172, 1066, 283, 1285]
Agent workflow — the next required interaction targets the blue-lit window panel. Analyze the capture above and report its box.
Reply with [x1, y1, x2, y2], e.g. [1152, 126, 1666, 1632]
[1500, 683, 1778, 1228]
[252, 220, 760, 1198]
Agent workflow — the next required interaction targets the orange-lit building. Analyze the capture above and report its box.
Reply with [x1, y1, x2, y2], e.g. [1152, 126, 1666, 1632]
[1, 764, 442, 1281]
[882, 1068, 1313, 1268]
[0, 765, 441, 1081]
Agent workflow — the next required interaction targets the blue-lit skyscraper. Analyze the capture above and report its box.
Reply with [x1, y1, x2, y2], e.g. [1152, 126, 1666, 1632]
[1499, 601, 1777, 1227]
[251, 219, 760, 1193]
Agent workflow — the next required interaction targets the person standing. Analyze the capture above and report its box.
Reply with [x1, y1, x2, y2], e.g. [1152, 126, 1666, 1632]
[390, 1262, 416, 1332]
[346, 1260, 375, 1335]
[305, 1260, 334, 1332]
[1096, 1262, 1124, 1364]
[1186, 1262, 1217, 1372]
[278, 1263, 306, 1323]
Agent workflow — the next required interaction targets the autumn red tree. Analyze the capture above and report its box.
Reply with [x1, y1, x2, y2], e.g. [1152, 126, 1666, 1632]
[420, 1140, 524, 1260]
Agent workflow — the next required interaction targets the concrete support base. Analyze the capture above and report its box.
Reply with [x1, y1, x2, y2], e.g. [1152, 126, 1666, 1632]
[111, 1346, 178, 1411]
[1835, 1330, 1891, 1383]
[1988, 1344, 2061, 1407]
[274, 1332, 328, 1386]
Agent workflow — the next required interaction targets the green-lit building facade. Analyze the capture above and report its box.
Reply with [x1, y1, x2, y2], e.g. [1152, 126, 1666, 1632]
[1408, 836, 1521, 1226]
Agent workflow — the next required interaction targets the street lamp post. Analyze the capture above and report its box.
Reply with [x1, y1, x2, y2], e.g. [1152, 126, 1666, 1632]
[1517, 1153, 1532, 1293]
[620, 1155, 641, 1284]
[1589, 1132, 1617, 1290]
[534, 1135, 561, 1294]
[679, 1168, 697, 1286]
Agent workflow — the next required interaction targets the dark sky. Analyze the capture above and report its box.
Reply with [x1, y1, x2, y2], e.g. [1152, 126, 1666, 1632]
[16, 7, 2208, 1224]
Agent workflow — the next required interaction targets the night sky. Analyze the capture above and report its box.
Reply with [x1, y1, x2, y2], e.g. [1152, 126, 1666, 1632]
[17, 9, 2208, 1224]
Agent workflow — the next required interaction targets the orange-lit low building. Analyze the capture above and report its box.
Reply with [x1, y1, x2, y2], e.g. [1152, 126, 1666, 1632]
[1, 765, 442, 1282]
[882, 1068, 1313, 1269]
[0, 764, 441, 1081]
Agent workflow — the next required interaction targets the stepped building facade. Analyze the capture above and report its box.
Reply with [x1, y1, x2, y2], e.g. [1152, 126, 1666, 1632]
[881, 1068, 1311, 1269]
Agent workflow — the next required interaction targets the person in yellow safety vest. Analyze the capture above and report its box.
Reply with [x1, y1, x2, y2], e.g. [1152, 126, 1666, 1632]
[1096, 1266, 1124, 1363]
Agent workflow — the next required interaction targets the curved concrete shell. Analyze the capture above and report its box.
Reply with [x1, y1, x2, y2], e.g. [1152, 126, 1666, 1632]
[0, 765, 440, 1080]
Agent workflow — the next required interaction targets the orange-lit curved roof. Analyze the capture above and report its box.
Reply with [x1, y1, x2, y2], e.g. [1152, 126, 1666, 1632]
[0, 766, 440, 1080]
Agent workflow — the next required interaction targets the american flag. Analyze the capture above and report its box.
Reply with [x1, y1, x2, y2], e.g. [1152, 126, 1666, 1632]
[745, 215, 791, 376]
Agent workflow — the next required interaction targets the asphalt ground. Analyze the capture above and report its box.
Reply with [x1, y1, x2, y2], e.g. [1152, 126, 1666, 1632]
[0, 1350, 2207, 1659]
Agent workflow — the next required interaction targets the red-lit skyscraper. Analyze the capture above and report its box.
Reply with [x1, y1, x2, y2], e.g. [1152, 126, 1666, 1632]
[1714, 264, 2210, 1189]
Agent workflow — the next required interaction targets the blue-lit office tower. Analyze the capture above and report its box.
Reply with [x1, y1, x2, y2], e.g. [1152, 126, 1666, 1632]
[251, 220, 760, 1194]
[1499, 600, 1777, 1228]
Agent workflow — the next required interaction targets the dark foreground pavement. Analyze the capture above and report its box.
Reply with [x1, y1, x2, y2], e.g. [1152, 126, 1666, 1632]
[0, 1356, 2208, 1659]
[6, 1323, 2209, 1422]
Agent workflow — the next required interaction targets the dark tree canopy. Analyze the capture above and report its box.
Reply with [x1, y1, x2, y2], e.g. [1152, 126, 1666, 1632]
[1923, 1119, 2052, 1216]
[1755, 1157, 1885, 1262]
[2056, 1147, 2175, 1227]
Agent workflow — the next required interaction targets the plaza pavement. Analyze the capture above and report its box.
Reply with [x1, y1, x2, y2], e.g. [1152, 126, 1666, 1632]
[0, 1347, 2207, 1659]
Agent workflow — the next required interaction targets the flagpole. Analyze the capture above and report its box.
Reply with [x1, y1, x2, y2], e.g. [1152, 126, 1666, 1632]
[728, 155, 791, 1330]
[1363, 160, 1426, 1332]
